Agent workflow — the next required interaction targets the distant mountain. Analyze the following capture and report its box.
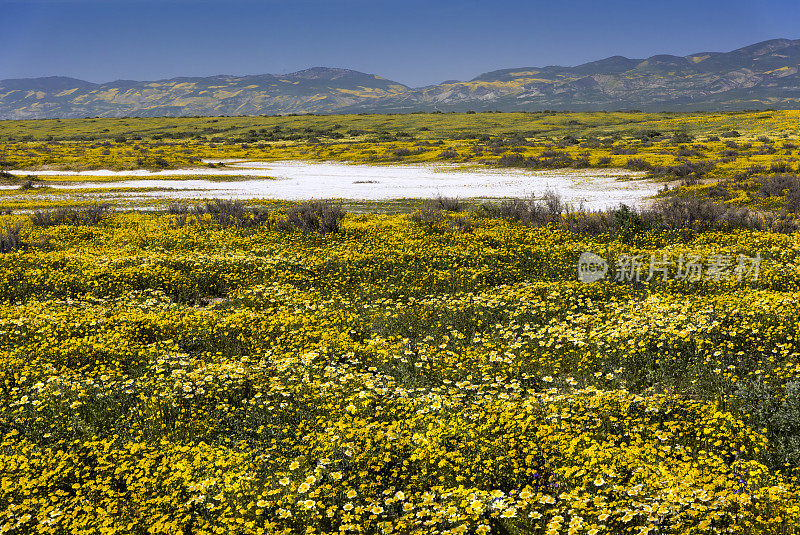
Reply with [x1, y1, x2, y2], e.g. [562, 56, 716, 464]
[0, 68, 410, 119]
[410, 38, 800, 112]
[3, 38, 800, 119]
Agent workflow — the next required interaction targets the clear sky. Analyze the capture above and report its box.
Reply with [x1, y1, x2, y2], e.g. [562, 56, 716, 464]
[1, 0, 799, 87]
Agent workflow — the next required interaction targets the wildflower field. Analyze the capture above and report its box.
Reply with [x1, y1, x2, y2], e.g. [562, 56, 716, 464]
[2, 201, 800, 535]
[3, 111, 800, 534]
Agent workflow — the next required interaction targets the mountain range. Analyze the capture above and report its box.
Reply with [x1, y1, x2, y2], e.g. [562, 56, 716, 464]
[2, 38, 800, 119]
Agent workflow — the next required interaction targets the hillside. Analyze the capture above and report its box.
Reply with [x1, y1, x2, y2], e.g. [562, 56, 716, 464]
[0, 68, 410, 119]
[2, 38, 800, 118]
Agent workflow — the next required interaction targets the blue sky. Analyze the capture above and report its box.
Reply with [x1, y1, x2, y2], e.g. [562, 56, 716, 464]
[1, 0, 799, 87]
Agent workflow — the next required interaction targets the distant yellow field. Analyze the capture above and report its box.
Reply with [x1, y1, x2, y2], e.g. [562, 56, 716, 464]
[2, 111, 799, 210]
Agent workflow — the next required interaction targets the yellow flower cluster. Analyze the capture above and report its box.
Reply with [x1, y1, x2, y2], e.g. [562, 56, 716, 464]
[1, 212, 800, 534]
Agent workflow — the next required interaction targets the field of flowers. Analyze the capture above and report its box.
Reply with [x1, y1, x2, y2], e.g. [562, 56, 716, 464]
[0, 111, 796, 180]
[2, 205, 800, 534]
[4, 111, 800, 212]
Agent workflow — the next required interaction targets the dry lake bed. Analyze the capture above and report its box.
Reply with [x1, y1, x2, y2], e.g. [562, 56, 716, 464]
[7, 160, 659, 209]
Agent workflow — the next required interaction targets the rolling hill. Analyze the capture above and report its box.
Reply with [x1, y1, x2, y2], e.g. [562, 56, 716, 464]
[2, 38, 800, 118]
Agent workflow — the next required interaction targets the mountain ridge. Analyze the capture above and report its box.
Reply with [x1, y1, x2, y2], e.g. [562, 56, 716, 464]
[3, 38, 800, 119]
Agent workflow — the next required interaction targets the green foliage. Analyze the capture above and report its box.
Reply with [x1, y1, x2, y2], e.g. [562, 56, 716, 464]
[737, 380, 800, 470]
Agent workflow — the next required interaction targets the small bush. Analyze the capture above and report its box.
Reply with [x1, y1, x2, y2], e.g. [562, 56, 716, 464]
[563, 210, 616, 235]
[561, 135, 580, 145]
[0, 222, 23, 253]
[449, 215, 473, 233]
[410, 207, 444, 227]
[672, 132, 694, 143]
[433, 197, 466, 212]
[82, 204, 111, 226]
[285, 201, 345, 234]
[787, 188, 800, 213]
[672, 161, 715, 178]
[770, 161, 793, 174]
[31, 204, 110, 227]
[707, 185, 732, 200]
[573, 154, 591, 168]
[651, 196, 759, 231]
[409, 197, 469, 230]
[759, 175, 800, 197]
[480, 193, 784, 235]
[203, 200, 272, 229]
[625, 158, 653, 171]
[639, 129, 663, 139]
[166, 203, 191, 215]
[170, 205, 207, 228]
[205, 199, 248, 228]
[30, 210, 60, 228]
[480, 191, 563, 227]
[18, 176, 41, 190]
[496, 154, 525, 167]
[536, 151, 574, 168]
[677, 147, 703, 157]
[758, 175, 800, 211]
[648, 161, 715, 181]
[611, 204, 651, 240]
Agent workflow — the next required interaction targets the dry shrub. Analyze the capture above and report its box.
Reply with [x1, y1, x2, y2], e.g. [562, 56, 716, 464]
[409, 207, 444, 227]
[449, 215, 473, 233]
[31, 204, 110, 227]
[0, 222, 23, 253]
[286, 201, 345, 234]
